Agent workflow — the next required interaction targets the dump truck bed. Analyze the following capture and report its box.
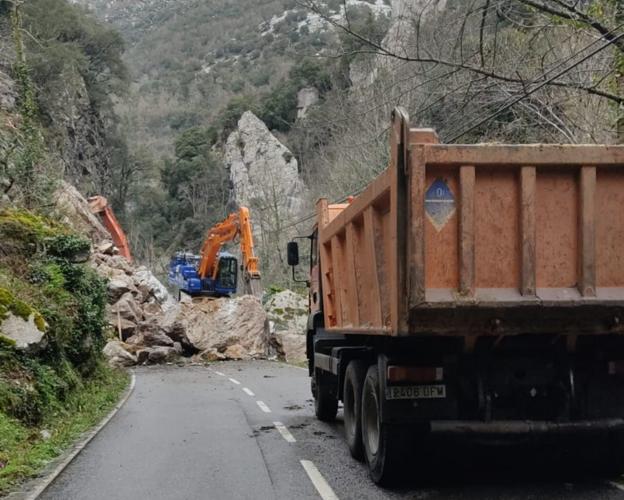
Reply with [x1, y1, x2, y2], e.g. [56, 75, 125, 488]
[317, 109, 624, 337]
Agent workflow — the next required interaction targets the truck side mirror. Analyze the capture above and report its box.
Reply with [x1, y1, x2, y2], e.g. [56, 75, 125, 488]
[287, 241, 299, 266]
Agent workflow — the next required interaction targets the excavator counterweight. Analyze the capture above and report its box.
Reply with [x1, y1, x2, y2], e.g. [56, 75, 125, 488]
[168, 207, 261, 298]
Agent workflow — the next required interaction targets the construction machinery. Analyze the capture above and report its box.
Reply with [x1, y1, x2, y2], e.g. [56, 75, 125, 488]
[168, 207, 261, 298]
[287, 108, 624, 485]
[88, 195, 132, 261]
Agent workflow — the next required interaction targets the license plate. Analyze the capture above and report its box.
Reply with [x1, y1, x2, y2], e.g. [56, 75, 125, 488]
[386, 384, 446, 400]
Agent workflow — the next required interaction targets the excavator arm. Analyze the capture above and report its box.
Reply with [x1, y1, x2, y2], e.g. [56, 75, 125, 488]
[88, 196, 132, 262]
[196, 207, 261, 295]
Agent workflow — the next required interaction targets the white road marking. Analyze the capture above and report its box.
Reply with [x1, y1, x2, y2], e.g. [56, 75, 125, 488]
[300, 460, 339, 500]
[214, 371, 225, 376]
[273, 421, 296, 443]
[256, 400, 271, 413]
[243, 387, 255, 396]
[229, 377, 241, 385]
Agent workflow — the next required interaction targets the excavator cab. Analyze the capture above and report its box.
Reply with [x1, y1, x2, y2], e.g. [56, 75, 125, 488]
[213, 253, 238, 294]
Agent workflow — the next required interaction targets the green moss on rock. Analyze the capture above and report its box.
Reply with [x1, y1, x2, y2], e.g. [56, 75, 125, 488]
[0, 335, 17, 348]
[0, 209, 66, 244]
[0, 287, 47, 332]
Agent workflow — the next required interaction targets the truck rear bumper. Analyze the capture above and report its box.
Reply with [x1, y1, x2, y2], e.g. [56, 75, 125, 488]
[430, 418, 624, 436]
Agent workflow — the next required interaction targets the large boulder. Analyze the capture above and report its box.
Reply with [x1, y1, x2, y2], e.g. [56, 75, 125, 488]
[103, 340, 137, 367]
[274, 332, 307, 365]
[109, 292, 144, 324]
[163, 321, 196, 356]
[53, 181, 110, 243]
[134, 267, 175, 311]
[265, 290, 308, 333]
[107, 276, 137, 303]
[147, 346, 178, 364]
[128, 324, 174, 348]
[223, 344, 250, 361]
[176, 295, 269, 358]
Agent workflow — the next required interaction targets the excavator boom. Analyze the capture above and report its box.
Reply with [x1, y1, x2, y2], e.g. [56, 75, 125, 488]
[88, 196, 132, 262]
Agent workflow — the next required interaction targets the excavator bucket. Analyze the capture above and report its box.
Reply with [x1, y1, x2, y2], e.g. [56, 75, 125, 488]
[245, 277, 263, 298]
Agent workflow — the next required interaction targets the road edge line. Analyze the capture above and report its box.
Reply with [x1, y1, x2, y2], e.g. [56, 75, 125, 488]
[23, 371, 136, 500]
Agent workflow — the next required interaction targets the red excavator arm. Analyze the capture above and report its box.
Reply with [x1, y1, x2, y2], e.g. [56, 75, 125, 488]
[197, 207, 261, 294]
[88, 196, 132, 262]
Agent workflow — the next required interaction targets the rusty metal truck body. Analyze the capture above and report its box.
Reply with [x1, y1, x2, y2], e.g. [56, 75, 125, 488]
[288, 109, 624, 484]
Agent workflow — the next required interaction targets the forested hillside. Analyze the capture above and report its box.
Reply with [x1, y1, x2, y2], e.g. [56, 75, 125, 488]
[72, 0, 620, 286]
[13, 0, 621, 286]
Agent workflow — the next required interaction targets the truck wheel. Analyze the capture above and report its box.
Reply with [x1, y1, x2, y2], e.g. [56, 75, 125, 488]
[344, 360, 367, 461]
[361, 365, 404, 486]
[313, 370, 338, 422]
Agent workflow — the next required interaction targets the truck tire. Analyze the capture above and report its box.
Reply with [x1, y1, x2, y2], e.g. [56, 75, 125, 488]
[361, 365, 405, 486]
[344, 360, 367, 461]
[313, 370, 338, 422]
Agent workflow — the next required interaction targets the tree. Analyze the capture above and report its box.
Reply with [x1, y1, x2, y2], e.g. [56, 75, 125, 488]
[297, 0, 623, 142]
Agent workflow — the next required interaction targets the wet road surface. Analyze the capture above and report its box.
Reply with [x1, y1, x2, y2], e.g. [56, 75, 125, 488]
[41, 361, 624, 500]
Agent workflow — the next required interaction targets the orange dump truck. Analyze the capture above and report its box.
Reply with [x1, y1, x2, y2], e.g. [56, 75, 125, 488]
[287, 108, 624, 484]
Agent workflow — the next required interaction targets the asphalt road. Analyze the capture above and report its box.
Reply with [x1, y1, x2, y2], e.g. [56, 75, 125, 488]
[41, 361, 624, 500]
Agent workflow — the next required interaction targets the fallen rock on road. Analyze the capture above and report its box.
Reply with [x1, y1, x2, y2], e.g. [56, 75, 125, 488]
[178, 295, 269, 360]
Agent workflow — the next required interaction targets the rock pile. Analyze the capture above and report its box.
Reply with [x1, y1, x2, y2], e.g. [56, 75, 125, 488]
[54, 181, 305, 367]
[91, 246, 187, 367]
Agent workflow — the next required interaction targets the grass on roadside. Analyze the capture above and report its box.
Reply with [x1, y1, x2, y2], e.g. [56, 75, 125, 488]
[0, 364, 129, 496]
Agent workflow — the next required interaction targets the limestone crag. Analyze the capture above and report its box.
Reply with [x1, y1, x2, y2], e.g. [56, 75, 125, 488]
[297, 87, 319, 119]
[225, 111, 306, 221]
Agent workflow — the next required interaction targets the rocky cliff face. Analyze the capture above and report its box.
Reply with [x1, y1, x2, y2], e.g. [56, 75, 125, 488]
[224, 111, 308, 281]
[42, 65, 111, 194]
[225, 111, 306, 226]
[0, 12, 111, 198]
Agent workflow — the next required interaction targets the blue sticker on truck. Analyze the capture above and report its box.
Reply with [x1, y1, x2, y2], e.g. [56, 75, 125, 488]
[425, 179, 456, 231]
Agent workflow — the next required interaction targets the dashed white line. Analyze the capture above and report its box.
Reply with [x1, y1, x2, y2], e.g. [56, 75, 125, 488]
[214, 371, 225, 376]
[300, 460, 339, 500]
[256, 400, 271, 413]
[229, 377, 241, 385]
[243, 387, 255, 396]
[273, 421, 296, 443]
